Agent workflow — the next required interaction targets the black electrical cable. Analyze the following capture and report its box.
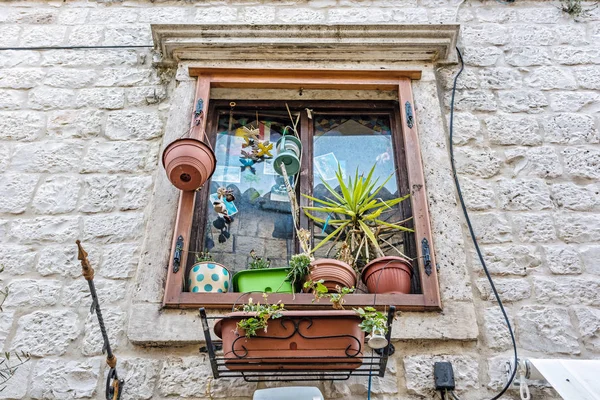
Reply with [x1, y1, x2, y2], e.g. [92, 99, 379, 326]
[449, 47, 518, 399]
[0, 45, 153, 51]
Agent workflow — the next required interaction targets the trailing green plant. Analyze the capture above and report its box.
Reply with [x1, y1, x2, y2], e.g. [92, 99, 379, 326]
[286, 254, 312, 293]
[248, 250, 271, 270]
[236, 293, 286, 337]
[194, 251, 214, 263]
[303, 280, 355, 310]
[354, 306, 388, 335]
[0, 265, 31, 391]
[302, 163, 413, 270]
[559, 0, 598, 18]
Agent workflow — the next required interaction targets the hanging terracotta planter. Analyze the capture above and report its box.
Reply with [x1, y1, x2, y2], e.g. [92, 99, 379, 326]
[215, 310, 364, 371]
[162, 138, 216, 191]
[361, 256, 413, 294]
[307, 258, 357, 291]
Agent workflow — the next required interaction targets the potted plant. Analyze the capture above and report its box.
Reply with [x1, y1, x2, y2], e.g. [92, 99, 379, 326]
[188, 251, 230, 293]
[214, 294, 365, 371]
[354, 306, 389, 349]
[162, 137, 216, 191]
[286, 253, 311, 295]
[231, 250, 293, 294]
[303, 163, 415, 294]
[303, 280, 355, 310]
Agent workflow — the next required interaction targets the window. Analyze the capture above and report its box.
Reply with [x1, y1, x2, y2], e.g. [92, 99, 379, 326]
[163, 69, 441, 310]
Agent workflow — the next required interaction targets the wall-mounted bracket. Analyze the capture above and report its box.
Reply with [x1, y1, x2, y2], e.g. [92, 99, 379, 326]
[422, 238, 432, 276]
[405, 101, 414, 129]
[173, 235, 184, 273]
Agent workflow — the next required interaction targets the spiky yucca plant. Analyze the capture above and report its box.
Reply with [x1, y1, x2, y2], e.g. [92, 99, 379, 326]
[302, 163, 413, 269]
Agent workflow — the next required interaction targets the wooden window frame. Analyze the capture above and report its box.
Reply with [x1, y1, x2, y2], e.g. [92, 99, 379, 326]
[163, 68, 441, 311]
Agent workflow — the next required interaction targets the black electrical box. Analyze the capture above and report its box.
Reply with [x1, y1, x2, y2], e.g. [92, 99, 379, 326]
[434, 361, 456, 391]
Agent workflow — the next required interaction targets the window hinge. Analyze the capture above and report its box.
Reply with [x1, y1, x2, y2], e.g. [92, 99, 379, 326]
[422, 238, 432, 276]
[173, 235, 184, 273]
[405, 101, 414, 129]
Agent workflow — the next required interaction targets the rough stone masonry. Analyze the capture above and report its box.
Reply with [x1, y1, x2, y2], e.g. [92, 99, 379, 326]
[0, 0, 599, 399]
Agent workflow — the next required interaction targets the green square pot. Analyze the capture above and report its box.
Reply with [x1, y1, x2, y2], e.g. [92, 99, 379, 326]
[232, 267, 293, 293]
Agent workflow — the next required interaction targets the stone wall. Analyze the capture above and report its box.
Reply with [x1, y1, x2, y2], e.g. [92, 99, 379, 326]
[0, 0, 599, 399]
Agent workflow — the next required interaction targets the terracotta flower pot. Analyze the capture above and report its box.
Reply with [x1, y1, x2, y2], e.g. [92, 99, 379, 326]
[214, 310, 364, 371]
[361, 256, 413, 294]
[162, 138, 216, 191]
[308, 258, 357, 291]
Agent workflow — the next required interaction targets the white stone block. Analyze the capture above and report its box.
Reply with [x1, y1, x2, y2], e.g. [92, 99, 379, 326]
[194, 7, 238, 23]
[79, 175, 120, 213]
[551, 182, 599, 211]
[404, 355, 478, 397]
[119, 358, 162, 400]
[30, 358, 101, 399]
[0, 111, 45, 141]
[461, 24, 509, 45]
[62, 279, 127, 308]
[82, 141, 153, 173]
[562, 147, 600, 179]
[505, 46, 551, 67]
[553, 46, 600, 65]
[497, 90, 548, 113]
[461, 177, 496, 210]
[454, 146, 502, 178]
[0, 68, 45, 89]
[525, 66, 577, 90]
[497, 178, 552, 211]
[0, 50, 40, 68]
[47, 110, 104, 139]
[68, 25, 104, 46]
[471, 212, 512, 244]
[450, 90, 497, 111]
[480, 68, 522, 90]
[75, 88, 125, 110]
[120, 176, 153, 211]
[138, 7, 190, 23]
[82, 308, 125, 356]
[543, 245, 583, 275]
[104, 25, 152, 46]
[0, 310, 15, 347]
[89, 8, 139, 24]
[12, 310, 79, 356]
[483, 307, 514, 351]
[542, 113, 599, 144]
[0, 245, 36, 276]
[574, 66, 600, 90]
[449, 112, 482, 145]
[41, 49, 139, 68]
[0, 173, 38, 214]
[28, 86, 75, 110]
[11, 141, 85, 173]
[96, 68, 160, 87]
[43, 69, 96, 88]
[555, 212, 600, 243]
[20, 25, 67, 47]
[511, 24, 555, 45]
[517, 7, 561, 23]
[324, 360, 397, 398]
[512, 213, 556, 243]
[10, 216, 79, 244]
[573, 307, 600, 351]
[36, 244, 96, 278]
[100, 243, 139, 279]
[4, 279, 61, 308]
[485, 114, 541, 146]
[105, 111, 163, 140]
[534, 276, 600, 306]
[517, 305, 580, 354]
[549, 91, 598, 112]
[239, 6, 278, 23]
[505, 147, 562, 178]
[83, 213, 144, 243]
[580, 245, 600, 275]
[125, 86, 167, 106]
[0, 25, 20, 47]
[0, 357, 30, 399]
[461, 46, 502, 67]
[478, 245, 540, 276]
[476, 277, 531, 302]
[276, 8, 326, 23]
[32, 175, 80, 215]
[0, 89, 27, 110]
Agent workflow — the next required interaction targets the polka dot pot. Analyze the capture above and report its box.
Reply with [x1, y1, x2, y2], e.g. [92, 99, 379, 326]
[188, 262, 231, 293]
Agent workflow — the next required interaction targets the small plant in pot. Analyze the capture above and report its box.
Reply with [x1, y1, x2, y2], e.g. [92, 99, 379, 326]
[232, 250, 293, 294]
[303, 163, 415, 294]
[354, 306, 389, 349]
[188, 251, 231, 293]
[286, 253, 312, 295]
[303, 280, 355, 310]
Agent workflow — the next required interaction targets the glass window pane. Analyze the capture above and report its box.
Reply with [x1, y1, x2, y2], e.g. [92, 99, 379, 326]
[203, 111, 296, 275]
[312, 114, 411, 267]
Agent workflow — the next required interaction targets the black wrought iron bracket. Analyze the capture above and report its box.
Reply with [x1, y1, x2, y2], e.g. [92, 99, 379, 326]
[173, 235, 184, 273]
[405, 101, 414, 129]
[199, 306, 396, 382]
[422, 238, 432, 276]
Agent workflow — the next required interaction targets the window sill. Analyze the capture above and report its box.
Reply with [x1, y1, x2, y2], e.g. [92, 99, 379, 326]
[163, 292, 442, 311]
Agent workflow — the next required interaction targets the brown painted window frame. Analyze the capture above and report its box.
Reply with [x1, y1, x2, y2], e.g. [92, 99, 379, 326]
[162, 68, 441, 311]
